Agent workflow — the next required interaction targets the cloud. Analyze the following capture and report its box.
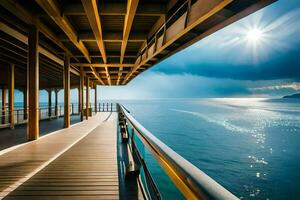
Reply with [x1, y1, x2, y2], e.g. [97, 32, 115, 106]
[151, 2, 300, 81]
[250, 82, 300, 91]
[99, 72, 254, 99]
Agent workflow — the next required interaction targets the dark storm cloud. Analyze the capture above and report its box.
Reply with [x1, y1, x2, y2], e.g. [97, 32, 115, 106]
[154, 48, 300, 81]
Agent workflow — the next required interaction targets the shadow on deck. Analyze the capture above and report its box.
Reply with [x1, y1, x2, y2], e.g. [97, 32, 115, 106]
[0, 115, 81, 151]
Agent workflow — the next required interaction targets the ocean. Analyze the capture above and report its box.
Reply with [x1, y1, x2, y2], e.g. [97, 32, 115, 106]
[119, 98, 300, 200]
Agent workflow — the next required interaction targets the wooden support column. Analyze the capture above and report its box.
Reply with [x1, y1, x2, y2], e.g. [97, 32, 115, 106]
[64, 54, 70, 128]
[94, 86, 97, 112]
[2, 86, 6, 124]
[79, 67, 84, 121]
[27, 24, 39, 140]
[47, 89, 52, 117]
[9, 64, 15, 129]
[85, 77, 89, 120]
[54, 89, 58, 117]
[23, 88, 27, 120]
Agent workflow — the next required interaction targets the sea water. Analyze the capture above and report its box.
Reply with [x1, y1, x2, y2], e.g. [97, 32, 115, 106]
[119, 98, 300, 200]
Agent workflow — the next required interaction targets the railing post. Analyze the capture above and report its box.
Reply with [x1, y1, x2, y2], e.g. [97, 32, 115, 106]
[72, 103, 74, 115]
[16, 110, 19, 125]
[2, 86, 6, 124]
[111, 103, 112, 112]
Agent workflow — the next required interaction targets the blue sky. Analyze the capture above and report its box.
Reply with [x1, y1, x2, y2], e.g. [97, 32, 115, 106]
[99, 0, 300, 99]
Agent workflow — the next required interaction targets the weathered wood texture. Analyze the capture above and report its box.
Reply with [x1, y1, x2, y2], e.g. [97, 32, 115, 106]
[0, 112, 116, 199]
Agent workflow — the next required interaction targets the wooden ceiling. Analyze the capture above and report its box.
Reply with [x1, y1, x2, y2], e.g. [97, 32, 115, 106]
[0, 0, 276, 87]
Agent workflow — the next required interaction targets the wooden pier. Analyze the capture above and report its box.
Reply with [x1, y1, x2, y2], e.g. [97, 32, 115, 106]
[0, 0, 276, 199]
[0, 113, 118, 199]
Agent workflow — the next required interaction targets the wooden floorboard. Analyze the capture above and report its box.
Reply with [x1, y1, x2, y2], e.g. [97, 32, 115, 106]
[0, 112, 119, 199]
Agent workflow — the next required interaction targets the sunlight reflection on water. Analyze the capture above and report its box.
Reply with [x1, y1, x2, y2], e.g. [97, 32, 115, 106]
[121, 98, 300, 200]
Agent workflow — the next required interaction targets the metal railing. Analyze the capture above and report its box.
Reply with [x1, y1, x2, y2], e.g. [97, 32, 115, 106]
[118, 104, 238, 200]
[0, 104, 81, 128]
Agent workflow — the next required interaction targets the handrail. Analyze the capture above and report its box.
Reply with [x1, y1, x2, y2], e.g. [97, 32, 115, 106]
[118, 104, 238, 200]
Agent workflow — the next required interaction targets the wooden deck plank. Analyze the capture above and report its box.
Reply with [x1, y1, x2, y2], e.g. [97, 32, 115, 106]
[3, 112, 119, 199]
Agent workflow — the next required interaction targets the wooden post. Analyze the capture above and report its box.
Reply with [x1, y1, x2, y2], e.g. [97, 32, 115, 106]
[94, 86, 97, 113]
[77, 87, 80, 115]
[48, 89, 52, 118]
[27, 24, 39, 140]
[2, 86, 6, 124]
[85, 77, 89, 120]
[9, 64, 15, 129]
[79, 67, 84, 121]
[64, 54, 70, 128]
[23, 88, 27, 120]
[54, 89, 58, 117]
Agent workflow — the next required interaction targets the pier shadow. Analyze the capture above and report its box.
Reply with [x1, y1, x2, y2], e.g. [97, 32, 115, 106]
[0, 115, 81, 151]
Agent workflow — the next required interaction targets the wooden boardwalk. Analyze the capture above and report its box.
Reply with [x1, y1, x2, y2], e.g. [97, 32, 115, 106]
[0, 112, 119, 200]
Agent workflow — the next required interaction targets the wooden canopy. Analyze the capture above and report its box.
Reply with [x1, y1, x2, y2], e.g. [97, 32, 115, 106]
[0, 0, 276, 87]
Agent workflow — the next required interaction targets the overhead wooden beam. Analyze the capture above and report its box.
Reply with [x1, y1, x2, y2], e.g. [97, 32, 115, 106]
[71, 63, 135, 67]
[59, 31, 147, 42]
[27, 24, 39, 141]
[81, 0, 107, 63]
[73, 53, 137, 58]
[36, 0, 90, 62]
[118, 0, 139, 85]
[63, 3, 165, 16]
[0, 22, 65, 66]
[0, 1, 76, 61]
[123, 0, 233, 84]
[120, 0, 139, 64]
[36, 0, 105, 85]
[81, 0, 110, 85]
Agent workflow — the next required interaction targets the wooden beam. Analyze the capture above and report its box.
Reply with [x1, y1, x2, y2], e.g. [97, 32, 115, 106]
[81, 0, 107, 63]
[118, 0, 139, 85]
[71, 63, 134, 67]
[27, 24, 39, 141]
[0, 22, 65, 67]
[94, 86, 97, 112]
[120, 0, 139, 64]
[9, 63, 14, 129]
[36, 0, 91, 63]
[85, 77, 89, 120]
[81, 0, 110, 85]
[23, 88, 27, 120]
[59, 31, 147, 42]
[79, 67, 84, 121]
[2, 86, 6, 124]
[47, 89, 52, 117]
[63, 54, 70, 128]
[54, 89, 58, 117]
[123, 0, 233, 84]
[36, 0, 105, 84]
[63, 3, 165, 16]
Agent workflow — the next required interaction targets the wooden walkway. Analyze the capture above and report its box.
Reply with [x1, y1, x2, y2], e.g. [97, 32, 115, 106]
[0, 112, 119, 200]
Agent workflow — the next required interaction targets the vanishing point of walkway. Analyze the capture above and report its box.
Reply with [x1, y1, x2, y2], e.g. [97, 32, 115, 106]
[0, 112, 118, 200]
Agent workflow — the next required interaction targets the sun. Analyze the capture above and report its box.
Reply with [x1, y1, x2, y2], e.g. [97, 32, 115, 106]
[246, 28, 264, 43]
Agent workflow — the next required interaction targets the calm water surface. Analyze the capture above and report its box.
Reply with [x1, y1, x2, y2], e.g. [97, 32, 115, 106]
[119, 98, 300, 200]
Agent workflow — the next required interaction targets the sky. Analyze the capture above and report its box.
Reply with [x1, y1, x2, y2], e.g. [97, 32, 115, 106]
[98, 0, 300, 99]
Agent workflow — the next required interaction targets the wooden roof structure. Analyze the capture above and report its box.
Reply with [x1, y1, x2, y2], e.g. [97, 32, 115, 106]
[0, 0, 276, 87]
